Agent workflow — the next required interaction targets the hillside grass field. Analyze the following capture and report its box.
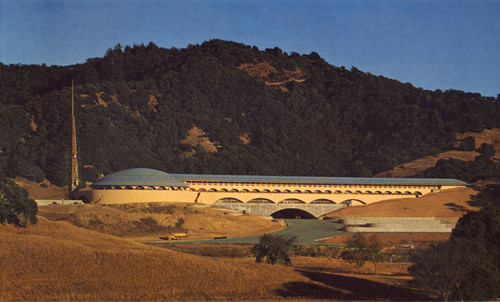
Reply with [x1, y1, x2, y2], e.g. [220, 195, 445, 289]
[0, 216, 431, 301]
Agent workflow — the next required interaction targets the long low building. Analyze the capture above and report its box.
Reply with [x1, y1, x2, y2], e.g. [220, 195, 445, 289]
[73, 168, 467, 217]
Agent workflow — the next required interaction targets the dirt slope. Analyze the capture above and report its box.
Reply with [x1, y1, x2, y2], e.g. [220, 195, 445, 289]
[38, 202, 284, 242]
[14, 177, 68, 199]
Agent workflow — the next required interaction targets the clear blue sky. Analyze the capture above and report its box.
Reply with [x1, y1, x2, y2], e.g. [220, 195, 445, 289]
[1, 0, 499, 97]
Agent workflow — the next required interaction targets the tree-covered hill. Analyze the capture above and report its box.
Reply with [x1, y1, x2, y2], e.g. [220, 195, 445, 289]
[1, 40, 498, 186]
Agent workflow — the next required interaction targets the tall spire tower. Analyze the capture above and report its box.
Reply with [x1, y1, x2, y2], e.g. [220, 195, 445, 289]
[70, 80, 79, 196]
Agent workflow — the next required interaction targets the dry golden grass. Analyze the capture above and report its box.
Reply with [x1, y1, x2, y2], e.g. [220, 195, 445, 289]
[38, 202, 283, 242]
[14, 177, 68, 200]
[324, 187, 478, 218]
[0, 217, 308, 301]
[321, 233, 450, 248]
[180, 125, 220, 154]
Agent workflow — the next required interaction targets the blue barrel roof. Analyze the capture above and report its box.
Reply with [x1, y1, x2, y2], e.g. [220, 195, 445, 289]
[172, 174, 467, 186]
[92, 168, 188, 187]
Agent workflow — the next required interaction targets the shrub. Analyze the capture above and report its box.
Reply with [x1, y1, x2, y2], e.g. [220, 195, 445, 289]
[251, 233, 298, 265]
[341, 233, 383, 273]
[294, 244, 343, 258]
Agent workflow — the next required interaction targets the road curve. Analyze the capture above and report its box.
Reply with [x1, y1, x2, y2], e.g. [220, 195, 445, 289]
[150, 219, 350, 245]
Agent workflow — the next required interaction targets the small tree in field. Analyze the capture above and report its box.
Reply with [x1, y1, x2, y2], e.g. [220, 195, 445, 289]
[251, 234, 298, 265]
[341, 233, 383, 273]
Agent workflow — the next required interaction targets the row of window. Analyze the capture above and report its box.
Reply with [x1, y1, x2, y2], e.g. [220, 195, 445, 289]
[195, 188, 423, 195]
[92, 185, 424, 196]
[187, 181, 437, 190]
[214, 197, 366, 205]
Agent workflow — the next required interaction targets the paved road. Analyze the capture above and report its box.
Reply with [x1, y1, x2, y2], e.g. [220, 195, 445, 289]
[151, 219, 350, 246]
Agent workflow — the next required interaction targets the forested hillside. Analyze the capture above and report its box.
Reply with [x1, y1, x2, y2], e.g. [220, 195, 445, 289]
[1, 40, 498, 186]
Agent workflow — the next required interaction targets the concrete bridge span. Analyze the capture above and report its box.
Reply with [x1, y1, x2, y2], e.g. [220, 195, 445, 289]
[214, 202, 347, 218]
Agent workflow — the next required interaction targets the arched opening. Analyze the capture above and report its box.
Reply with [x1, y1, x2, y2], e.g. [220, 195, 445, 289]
[310, 199, 336, 204]
[247, 198, 274, 204]
[414, 191, 422, 197]
[208, 188, 218, 192]
[262, 189, 271, 193]
[278, 198, 305, 204]
[272, 189, 281, 193]
[215, 197, 243, 204]
[384, 191, 392, 194]
[230, 189, 239, 192]
[283, 189, 291, 193]
[220, 188, 229, 192]
[354, 190, 363, 194]
[304, 190, 312, 193]
[364, 191, 372, 194]
[197, 188, 207, 192]
[324, 190, 332, 194]
[251, 189, 260, 193]
[293, 190, 302, 193]
[271, 208, 316, 219]
[341, 199, 366, 206]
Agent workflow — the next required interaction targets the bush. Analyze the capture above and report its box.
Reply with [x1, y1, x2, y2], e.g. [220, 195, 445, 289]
[458, 136, 475, 151]
[294, 244, 343, 258]
[0, 177, 38, 226]
[251, 233, 298, 265]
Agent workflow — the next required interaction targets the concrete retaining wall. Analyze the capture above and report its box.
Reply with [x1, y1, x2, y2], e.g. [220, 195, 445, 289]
[35, 200, 84, 206]
[339, 216, 458, 232]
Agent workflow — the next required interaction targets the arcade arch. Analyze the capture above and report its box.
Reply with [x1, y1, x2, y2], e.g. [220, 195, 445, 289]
[271, 208, 316, 219]
[247, 198, 274, 204]
[310, 199, 336, 204]
[341, 199, 366, 206]
[278, 198, 305, 204]
[215, 197, 243, 204]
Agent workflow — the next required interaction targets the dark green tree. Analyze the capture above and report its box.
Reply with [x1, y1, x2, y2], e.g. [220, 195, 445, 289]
[409, 206, 500, 301]
[458, 136, 475, 151]
[251, 233, 298, 265]
[0, 177, 38, 227]
[477, 143, 496, 157]
[408, 240, 485, 302]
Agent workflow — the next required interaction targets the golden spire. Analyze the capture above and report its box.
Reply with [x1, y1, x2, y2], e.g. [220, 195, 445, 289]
[70, 80, 79, 196]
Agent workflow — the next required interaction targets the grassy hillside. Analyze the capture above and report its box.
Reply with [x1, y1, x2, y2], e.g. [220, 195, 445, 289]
[0, 216, 433, 300]
[37, 202, 283, 241]
[0, 217, 306, 300]
[1, 40, 498, 187]
[323, 187, 478, 218]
